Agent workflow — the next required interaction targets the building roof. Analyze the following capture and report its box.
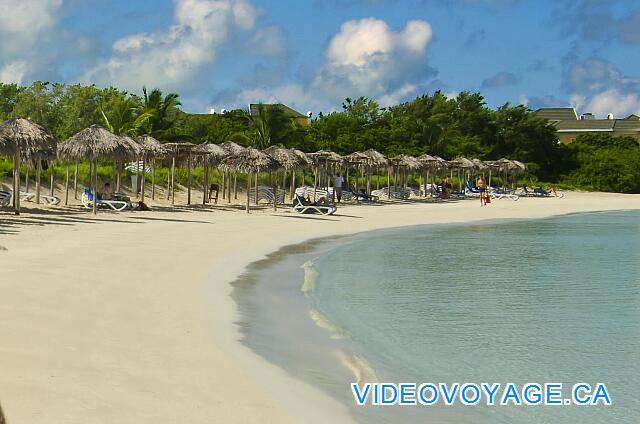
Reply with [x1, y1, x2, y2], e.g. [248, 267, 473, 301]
[613, 119, 640, 131]
[249, 103, 307, 119]
[555, 119, 614, 132]
[535, 107, 578, 121]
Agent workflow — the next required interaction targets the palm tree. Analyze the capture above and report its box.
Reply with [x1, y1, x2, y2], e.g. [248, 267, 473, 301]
[99, 97, 153, 137]
[139, 87, 181, 138]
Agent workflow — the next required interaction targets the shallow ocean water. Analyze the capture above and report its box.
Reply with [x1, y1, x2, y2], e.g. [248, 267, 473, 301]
[233, 210, 639, 423]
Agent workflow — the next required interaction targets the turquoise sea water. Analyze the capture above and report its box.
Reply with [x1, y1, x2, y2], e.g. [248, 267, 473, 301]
[233, 211, 640, 423]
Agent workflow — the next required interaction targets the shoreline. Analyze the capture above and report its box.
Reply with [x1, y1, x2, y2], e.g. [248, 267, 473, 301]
[1, 192, 639, 423]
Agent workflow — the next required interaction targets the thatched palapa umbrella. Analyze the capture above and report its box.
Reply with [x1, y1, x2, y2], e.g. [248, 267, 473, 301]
[218, 147, 276, 213]
[58, 125, 140, 214]
[136, 135, 167, 202]
[163, 142, 194, 205]
[308, 150, 343, 201]
[0, 117, 57, 215]
[389, 154, 421, 198]
[219, 141, 246, 202]
[264, 146, 308, 210]
[362, 149, 388, 192]
[192, 143, 227, 205]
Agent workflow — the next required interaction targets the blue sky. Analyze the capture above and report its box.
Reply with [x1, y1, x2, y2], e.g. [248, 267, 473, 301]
[1, 0, 639, 118]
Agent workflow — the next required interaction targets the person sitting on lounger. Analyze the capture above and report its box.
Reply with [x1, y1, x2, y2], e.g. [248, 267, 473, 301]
[98, 183, 114, 200]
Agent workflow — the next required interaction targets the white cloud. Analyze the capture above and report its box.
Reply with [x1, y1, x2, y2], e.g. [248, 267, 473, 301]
[0, 61, 28, 84]
[313, 18, 434, 101]
[82, 0, 259, 91]
[582, 89, 640, 118]
[0, 0, 62, 53]
[378, 84, 418, 107]
[216, 17, 436, 113]
[0, 0, 63, 79]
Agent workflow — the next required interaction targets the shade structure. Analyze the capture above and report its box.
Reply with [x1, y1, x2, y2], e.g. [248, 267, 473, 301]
[192, 143, 228, 205]
[58, 125, 141, 214]
[218, 147, 277, 213]
[263, 146, 309, 211]
[390, 154, 422, 170]
[0, 117, 58, 215]
[218, 141, 246, 202]
[163, 142, 195, 205]
[308, 150, 343, 200]
[472, 158, 489, 172]
[361, 149, 388, 167]
[135, 135, 167, 202]
[264, 145, 307, 170]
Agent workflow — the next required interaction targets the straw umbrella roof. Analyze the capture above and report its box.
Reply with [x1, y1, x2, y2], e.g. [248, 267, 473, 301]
[218, 147, 277, 174]
[192, 142, 228, 166]
[58, 125, 140, 161]
[136, 135, 167, 158]
[309, 149, 343, 163]
[344, 151, 368, 164]
[511, 160, 528, 173]
[263, 145, 308, 170]
[472, 158, 489, 171]
[390, 154, 422, 170]
[361, 149, 389, 166]
[290, 148, 312, 167]
[219, 141, 246, 155]
[0, 117, 57, 160]
[451, 157, 476, 169]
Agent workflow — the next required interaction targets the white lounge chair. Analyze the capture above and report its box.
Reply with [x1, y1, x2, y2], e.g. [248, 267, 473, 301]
[82, 188, 130, 211]
[18, 191, 61, 205]
[255, 185, 286, 204]
[292, 194, 336, 215]
[0, 190, 10, 207]
[295, 186, 330, 203]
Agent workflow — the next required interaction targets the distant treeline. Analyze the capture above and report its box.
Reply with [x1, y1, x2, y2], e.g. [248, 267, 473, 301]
[0, 82, 638, 192]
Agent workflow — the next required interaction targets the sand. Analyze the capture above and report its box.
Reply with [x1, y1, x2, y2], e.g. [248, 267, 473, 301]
[0, 190, 639, 423]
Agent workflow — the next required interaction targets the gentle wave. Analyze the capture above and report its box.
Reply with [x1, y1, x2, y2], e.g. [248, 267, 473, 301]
[301, 260, 319, 296]
[336, 350, 378, 384]
[309, 308, 352, 340]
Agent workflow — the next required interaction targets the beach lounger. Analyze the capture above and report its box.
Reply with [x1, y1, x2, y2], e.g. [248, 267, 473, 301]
[344, 187, 379, 202]
[519, 184, 564, 198]
[82, 188, 130, 211]
[295, 186, 330, 203]
[18, 191, 61, 205]
[292, 194, 336, 215]
[256, 185, 286, 204]
[0, 190, 10, 207]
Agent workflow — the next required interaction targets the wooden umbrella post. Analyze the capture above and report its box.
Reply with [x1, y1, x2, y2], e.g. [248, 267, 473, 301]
[92, 159, 97, 215]
[387, 167, 391, 199]
[246, 172, 251, 213]
[25, 166, 29, 193]
[272, 172, 277, 211]
[141, 157, 146, 202]
[234, 173, 238, 199]
[186, 153, 192, 205]
[254, 173, 258, 204]
[171, 156, 176, 205]
[228, 171, 233, 204]
[74, 160, 78, 200]
[166, 160, 171, 201]
[50, 161, 55, 197]
[202, 159, 208, 205]
[36, 159, 41, 204]
[290, 171, 296, 200]
[14, 153, 21, 215]
[65, 162, 70, 205]
[221, 172, 226, 200]
[151, 158, 156, 201]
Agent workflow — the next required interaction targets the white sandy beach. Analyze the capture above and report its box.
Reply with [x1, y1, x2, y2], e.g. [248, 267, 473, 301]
[1, 191, 639, 423]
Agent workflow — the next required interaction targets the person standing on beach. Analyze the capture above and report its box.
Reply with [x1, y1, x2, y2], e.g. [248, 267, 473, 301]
[334, 173, 345, 203]
[477, 176, 487, 206]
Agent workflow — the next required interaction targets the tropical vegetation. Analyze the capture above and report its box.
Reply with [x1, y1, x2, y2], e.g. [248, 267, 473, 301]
[0, 81, 638, 193]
